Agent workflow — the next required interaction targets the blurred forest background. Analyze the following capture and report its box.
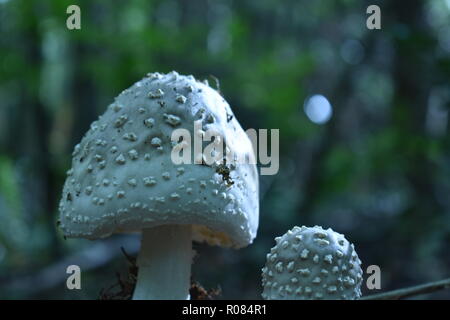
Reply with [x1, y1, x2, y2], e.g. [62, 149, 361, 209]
[1, 0, 450, 299]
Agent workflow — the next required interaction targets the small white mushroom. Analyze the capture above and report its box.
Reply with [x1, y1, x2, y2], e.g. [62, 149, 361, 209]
[261, 226, 363, 300]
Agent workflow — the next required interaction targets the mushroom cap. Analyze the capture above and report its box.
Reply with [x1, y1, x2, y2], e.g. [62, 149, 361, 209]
[58, 71, 259, 248]
[261, 226, 363, 300]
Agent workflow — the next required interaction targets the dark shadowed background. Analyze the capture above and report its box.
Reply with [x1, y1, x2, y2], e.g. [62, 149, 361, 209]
[0, 0, 450, 299]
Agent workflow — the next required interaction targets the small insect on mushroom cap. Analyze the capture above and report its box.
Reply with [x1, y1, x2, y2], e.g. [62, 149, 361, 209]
[58, 71, 259, 249]
[261, 225, 363, 300]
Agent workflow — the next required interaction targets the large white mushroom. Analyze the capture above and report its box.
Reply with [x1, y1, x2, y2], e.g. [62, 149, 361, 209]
[58, 71, 259, 300]
[261, 226, 363, 300]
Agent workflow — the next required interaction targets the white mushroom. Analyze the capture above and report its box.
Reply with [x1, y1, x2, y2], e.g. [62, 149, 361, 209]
[58, 71, 259, 300]
[261, 226, 363, 300]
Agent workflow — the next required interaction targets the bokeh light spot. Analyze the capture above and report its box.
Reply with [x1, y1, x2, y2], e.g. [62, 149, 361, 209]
[304, 94, 333, 124]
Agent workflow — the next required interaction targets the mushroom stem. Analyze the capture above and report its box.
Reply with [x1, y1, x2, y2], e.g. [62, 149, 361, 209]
[132, 225, 192, 300]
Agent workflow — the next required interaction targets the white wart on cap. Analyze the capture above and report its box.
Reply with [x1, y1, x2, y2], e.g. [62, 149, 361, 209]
[261, 226, 363, 300]
[58, 71, 259, 299]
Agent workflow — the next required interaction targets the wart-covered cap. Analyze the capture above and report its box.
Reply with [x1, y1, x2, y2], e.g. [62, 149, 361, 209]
[58, 71, 259, 248]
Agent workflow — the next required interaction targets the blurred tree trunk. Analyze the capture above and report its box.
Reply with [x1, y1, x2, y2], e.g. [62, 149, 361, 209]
[69, 41, 98, 147]
[391, 1, 440, 230]
[18, 4, 61, 258]
[388, 0, 446, 280]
